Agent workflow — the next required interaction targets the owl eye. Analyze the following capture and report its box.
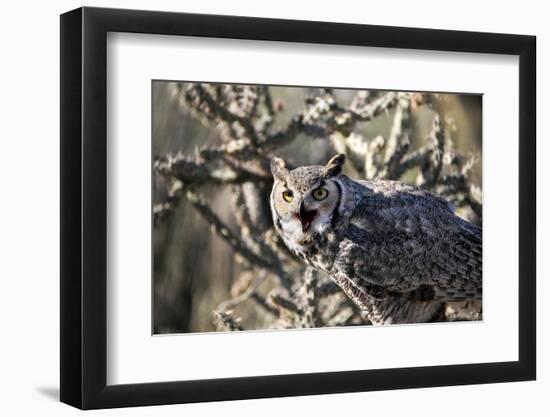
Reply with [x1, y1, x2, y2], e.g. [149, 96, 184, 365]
[312, 187, 329, 201]
[282, 190, 294, 203]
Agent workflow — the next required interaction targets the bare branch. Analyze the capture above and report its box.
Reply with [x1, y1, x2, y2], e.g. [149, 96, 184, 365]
[154, 152, 270, 185]
[216, 270, 268, 314]
[349, 91, 398, 121]
[317, 281, 342, 297]
[251, 293, 280, 316]
[215, 311, 244, 331]
[270, 293, 303, 316]
[184, 189, 275, 271]
[381, 94, 412, 179]
[418, 114, 445, 186]
[300, 267, 321, 328]
[185, 83, 262, 144]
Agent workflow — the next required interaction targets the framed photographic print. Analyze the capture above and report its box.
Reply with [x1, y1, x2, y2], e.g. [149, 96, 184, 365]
[60, 6, 536, 410]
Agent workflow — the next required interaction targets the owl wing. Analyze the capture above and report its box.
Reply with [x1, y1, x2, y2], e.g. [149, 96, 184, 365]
[332, 185, 482, 301]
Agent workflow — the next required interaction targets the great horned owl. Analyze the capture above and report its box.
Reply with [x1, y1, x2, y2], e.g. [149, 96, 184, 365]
[269, 154, 482, 325]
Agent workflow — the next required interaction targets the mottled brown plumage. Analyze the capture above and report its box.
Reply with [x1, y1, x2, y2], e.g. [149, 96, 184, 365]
[270, 154, 482, 325]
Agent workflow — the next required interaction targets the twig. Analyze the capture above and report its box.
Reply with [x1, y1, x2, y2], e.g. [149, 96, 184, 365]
[216, 270, 268, 313]
[189, 84, 262, 145]
[300, 267, 321, 328]
[251, 293, 280, 316]
[349, 91, 398, 122]
[317, 281, 342, 297]
[381, 94, 412, 179]
[215, 311, 244, 331]
[154, 152, 270, 185]
[185, 189, 275, 271]
[419, 114, 445, 186]
[153, 179, 184, 227]
[270, 293, 303, 316]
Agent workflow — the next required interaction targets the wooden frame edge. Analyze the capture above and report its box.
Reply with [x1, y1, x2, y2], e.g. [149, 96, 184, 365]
[60, 6, 537, 410]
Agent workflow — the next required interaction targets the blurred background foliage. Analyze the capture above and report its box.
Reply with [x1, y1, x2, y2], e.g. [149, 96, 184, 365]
[152, 82, 481, 334]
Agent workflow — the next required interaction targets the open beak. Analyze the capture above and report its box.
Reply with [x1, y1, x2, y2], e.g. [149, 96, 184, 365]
[295, 202, 317, 233]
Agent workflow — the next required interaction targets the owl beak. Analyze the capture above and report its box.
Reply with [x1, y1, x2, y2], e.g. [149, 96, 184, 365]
[296, 202, 317, 233]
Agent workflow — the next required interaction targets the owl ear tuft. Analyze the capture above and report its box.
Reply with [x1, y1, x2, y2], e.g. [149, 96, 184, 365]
[270, 156, 289, 180]
[324, 154, 346, 177]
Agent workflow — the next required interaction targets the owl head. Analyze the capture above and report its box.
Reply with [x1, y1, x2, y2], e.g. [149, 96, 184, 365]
[270, 154, 346, 249]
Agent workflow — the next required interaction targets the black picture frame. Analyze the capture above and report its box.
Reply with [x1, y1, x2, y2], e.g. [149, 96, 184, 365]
[60, 6, 536, 410]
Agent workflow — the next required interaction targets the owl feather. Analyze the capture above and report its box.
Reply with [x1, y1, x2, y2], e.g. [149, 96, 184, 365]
[270, 154, 482, 325]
